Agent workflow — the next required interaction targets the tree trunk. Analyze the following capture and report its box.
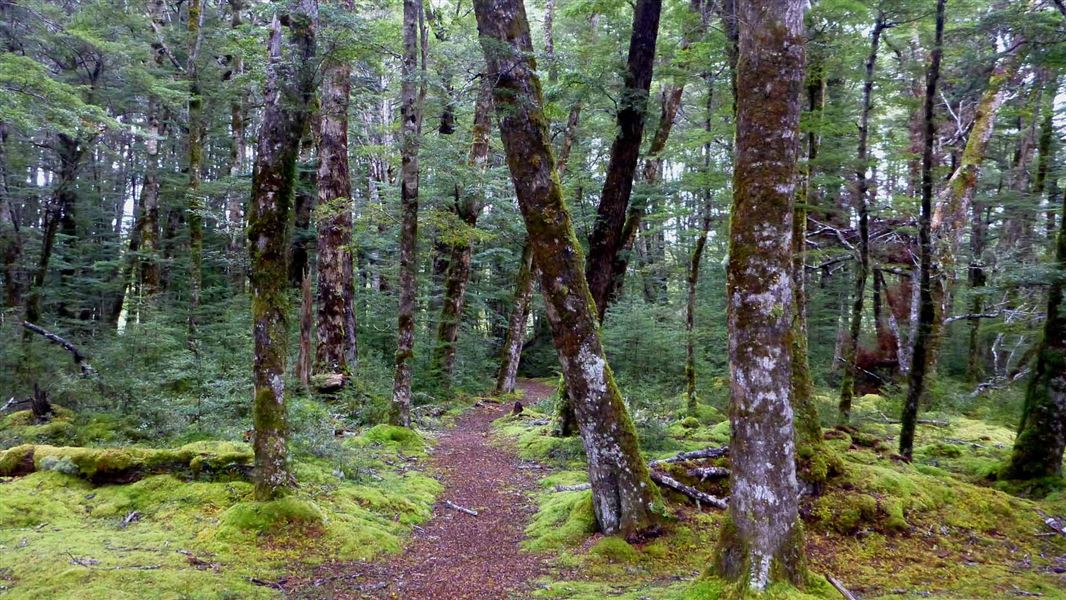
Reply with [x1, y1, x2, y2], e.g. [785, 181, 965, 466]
[391, 0, 425, 427]
[290, 135, 316, 287]
[839, 15, 886, 423]
[474, 0, 662, 538]
[296, 266, 313, 388]
[140, 98, 164, 297]
[315, 3, 358, 381]
[713, 0, 808, 590]
[430, 77, 494, 388]
[226, 0, 247, 289]
[0, 123, 22, 308]
[583, 0, 662, 321]
[495, 241, 535, 395]
[247, 3, 317, 501]
[686, 204, 712, 416]
[1003, 177, 1066, 480]
[186, 0, 205, 332]
[899, 0, 945, 462]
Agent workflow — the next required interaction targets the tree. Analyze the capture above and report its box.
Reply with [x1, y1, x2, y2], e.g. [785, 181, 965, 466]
[391, 0, 425, 427]
[247, 0, 318, 501]
[473, 0, 662, 538]
[899, 0, 945, 462]
[315, 0, 358, 382]
[713, 0, 808, 590]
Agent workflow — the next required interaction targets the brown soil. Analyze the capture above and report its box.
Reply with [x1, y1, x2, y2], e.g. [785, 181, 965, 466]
[285, 379, 554, 599]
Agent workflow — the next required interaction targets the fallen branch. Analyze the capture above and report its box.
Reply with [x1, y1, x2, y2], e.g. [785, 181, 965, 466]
[687, 466, 730, 480]
[826, 574, 860, 600]
[553, 483, 592, 492]
[648, 445, 729, 468]
[443, 500, 478, 516]
[649, 471, 728, 509]
[22, 321, 97, 378]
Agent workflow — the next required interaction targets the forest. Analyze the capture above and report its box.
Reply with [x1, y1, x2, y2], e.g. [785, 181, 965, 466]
[0, 0, 1065, 597]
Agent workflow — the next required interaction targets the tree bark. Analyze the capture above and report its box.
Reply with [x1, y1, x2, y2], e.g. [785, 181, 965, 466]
[583, 0, 662, 321]
[391, 0, 425, 427]
[290, 135, 316, 287]
[1003, 173, 1066, 480]
[839, 15, 886, 423]
[225, 0, 247, 289]
[430, 77, 494, 388]
[315, 2, 358, 380]
[686, 203, 712, 416]
[296, 266, 313, 388]
[186, 0, 205, 332]
[713, 0, 808, 590]
[248, 3, 317, 501]
[495, 241, 535, 395]
[899, 0, 945, 462]
[474, 0, 662, 538]
[0, 123, 22, 308]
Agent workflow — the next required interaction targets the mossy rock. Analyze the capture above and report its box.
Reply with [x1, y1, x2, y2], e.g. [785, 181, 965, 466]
[361, 424, 425, 452]
[918, 442, 964, 459]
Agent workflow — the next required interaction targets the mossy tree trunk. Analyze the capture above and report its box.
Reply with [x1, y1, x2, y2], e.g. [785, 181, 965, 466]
[186, 0, 204, 334]
[315, 1, 357, 381]
[430, 77, 493, 389]
[839, 14, 887, 423]
[1003, 153, 1066, 480]
[899, 0, 945, 462]
[686, 202, 712, 417]
[496, 241, 535, 395]
[225, 0, 246, 289]
[0, 123, 23, 309]
[713, 0, 808, 590]
[391, 0, 424, 427]
[248, 2, 317, 501]
[473, 0, 662, 538]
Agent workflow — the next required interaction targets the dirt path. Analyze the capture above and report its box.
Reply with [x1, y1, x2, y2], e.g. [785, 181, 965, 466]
[287, 379, 554, 599]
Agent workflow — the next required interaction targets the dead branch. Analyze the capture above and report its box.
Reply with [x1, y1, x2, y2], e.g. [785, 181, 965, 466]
[649, 471, 728, 509]
[687, 466, 730, 480]
[443, 500, 478, 516]
[827, 574, 860, 600]
[553, 483, 592, 492]
[648, 445, 729, 468]
[22, 321, 97, 378]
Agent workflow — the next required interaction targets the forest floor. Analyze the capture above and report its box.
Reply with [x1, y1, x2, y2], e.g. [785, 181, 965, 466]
[284, 379, 554, 599]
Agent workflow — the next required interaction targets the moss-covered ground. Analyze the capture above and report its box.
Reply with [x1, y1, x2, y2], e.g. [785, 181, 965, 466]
[497, 390, 1066, 599]
[0, 419, 440, 599]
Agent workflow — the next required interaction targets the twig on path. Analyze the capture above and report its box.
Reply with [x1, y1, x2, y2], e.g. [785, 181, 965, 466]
[827, 574, 860, 600]
[443, 500, 479, 516]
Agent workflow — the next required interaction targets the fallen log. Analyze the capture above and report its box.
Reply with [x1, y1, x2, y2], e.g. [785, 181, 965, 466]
[649, 471, 728, 509]
[648, 445, 729, 468]
[826, 574, 860, 600]
[22, 321, 97, 378]
[0, 443, 253, 484]
[553, 483, 592, 492]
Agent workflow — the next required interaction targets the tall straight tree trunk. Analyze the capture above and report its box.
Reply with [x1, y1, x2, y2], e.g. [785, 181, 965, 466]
[186, 0, 205, 333]
[248, 3, 317, 501]
[839, 14, 887, 423]
[225, 0, 246, 289]
[290, 136, 316, 286]
[474, 0, 662, 538]
[899, 0, 945, 461]
[495, 241, 535, 395]
[391, 0, 425, 427]
[140, 99, 164, 297]
[315, 0, 357, 380]
[0, 123, 22, 308]
[431, 78, 494, 388]
[296, 267, 313, 388]
[1003, 177, 1066, 480]
[583, 0, 662, 320]
[685, 203, 712, 416]
[713, 0, 808, 590]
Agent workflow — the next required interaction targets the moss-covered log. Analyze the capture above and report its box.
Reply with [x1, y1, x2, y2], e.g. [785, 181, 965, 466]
[0, 443, 253, 484]
[473, 0, 662, 538]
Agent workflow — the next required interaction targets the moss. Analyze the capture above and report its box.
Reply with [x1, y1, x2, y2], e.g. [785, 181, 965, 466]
[810, 492, 878, 534]
[219, 497, 324, 533]
[524, 489, 597, 552]
[360, 423, 426, 452]
[679, 416, 701, 429]
[588, 536, 640, 564]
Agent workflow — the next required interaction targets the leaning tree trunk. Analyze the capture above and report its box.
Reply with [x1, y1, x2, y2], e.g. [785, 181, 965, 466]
[1003, 174, 1066, 480]
[391, 0, 425, 427]
[473, 0, 662, 538]
[247, 3, 317, 501]
[495, 242, 535, 395]
[899, 0, 945, 461]
[315, 1, 358, 382]
[839, 15, 886, 423]
[430, 77, 494, 388]
[713, 0, 808, 590]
